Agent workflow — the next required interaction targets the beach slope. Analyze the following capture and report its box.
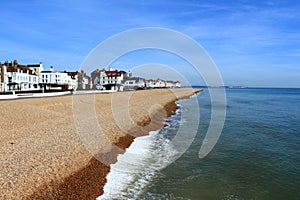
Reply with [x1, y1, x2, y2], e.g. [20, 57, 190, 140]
[0, 88, 200, 199]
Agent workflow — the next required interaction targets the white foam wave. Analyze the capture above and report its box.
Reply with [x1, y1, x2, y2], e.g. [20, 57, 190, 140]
[97, 129, 179, 200]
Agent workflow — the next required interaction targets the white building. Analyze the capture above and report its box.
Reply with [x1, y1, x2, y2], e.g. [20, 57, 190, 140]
[0, 64, 7, 92]
[145, 79, 181, 88]
[1, 60, 79, 92]
[0, 60, 44, 92]
[165, 81, 174, 88]
[165, 81, 181, 88]
[174, 81, 181, 88]
[146, 79, 165, 88]
[8, 69, 39, 91]
[158, 79, 167, 88]
[123, 77, 145, 90]
[4, 66, 39, 91]
[40, 67, 78, 90]
[145, 79, 155, 88]
[99, 67, 126, 91]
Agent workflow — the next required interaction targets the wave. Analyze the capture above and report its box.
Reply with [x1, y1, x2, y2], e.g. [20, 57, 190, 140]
[97, 108, 182, 200]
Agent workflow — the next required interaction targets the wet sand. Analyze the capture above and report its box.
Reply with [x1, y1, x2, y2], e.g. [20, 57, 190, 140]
[0, 88, 200, 199]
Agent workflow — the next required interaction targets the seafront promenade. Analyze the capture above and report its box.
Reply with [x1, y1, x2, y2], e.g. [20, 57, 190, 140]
[0, 91, 71, 100]
[0, 90, 117, 100]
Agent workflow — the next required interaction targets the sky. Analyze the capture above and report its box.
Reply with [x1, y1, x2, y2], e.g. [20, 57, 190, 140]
[0, 0, 299, 87]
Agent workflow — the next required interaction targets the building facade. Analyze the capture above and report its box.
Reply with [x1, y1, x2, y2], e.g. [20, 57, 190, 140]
[123, 77, 145, 90]
[0, 64, 7, 92]
[27, 62, 44, 77]
[0, 60, 39, 92]
[99, 68, 126, 91]
[39, 67, 78, 90]
[77, 70, 92, 90]
[1, 60, 181, 93]
[145, 79, 181, 88]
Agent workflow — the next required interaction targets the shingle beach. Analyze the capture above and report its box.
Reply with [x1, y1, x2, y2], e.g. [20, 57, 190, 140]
[0, 88, 200, 199]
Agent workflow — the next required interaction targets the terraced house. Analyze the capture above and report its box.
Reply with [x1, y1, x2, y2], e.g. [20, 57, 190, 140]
[0, 60, 40, 92]
[39, 66, 78, 91]
[0, 60, 78, 92]
[0, 64, 6, 92]
[98, 67, 127, 91]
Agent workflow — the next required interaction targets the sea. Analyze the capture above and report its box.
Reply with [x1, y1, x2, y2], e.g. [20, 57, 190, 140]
[98, 88, 300, 200]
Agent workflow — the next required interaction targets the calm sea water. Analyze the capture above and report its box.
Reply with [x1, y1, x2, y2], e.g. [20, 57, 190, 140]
[99, 88, 300, 200]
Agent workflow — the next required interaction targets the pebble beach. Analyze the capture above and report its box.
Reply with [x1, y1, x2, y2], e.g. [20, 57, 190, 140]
[0, 88, 200, 199]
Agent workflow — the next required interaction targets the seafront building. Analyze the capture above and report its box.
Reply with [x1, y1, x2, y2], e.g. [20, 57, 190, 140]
[0, 64, 6, 92]
[0, 60, 39, 92]
[92, 67, 127, 91]
[123, 77, 146, 90]
[27, 62, 44, 78]
[92, 67, 181, 91]
[77, 70, 92, 90]
[39, 66, 78, 90]
[1, 59, 181, 93]
[99, 67, 127, 91]
[0, 60, 78, 92]
[167, 80, 181, 88]
[145, 79, 181, 88]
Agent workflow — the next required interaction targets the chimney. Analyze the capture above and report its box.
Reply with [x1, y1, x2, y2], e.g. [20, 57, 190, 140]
[50, 66, 54, 72]
[13, 59, 18, 67]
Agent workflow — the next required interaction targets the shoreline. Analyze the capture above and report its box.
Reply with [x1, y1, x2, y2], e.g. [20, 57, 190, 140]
[98, 96, 192, 199]
[0, 88, 201, 199]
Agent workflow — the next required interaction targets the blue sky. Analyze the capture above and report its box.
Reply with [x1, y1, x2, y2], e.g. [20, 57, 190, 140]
[0, 0, 299, 87]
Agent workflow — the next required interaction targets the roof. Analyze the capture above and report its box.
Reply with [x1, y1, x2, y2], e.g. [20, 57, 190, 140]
[6, 66, 35, 75]
[27, 64, 41, 67]
[105, 70, 118, 76]
[40, 71, 55, 73]
[65, 71, 78, 76]
[118, 70, 127, 74]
